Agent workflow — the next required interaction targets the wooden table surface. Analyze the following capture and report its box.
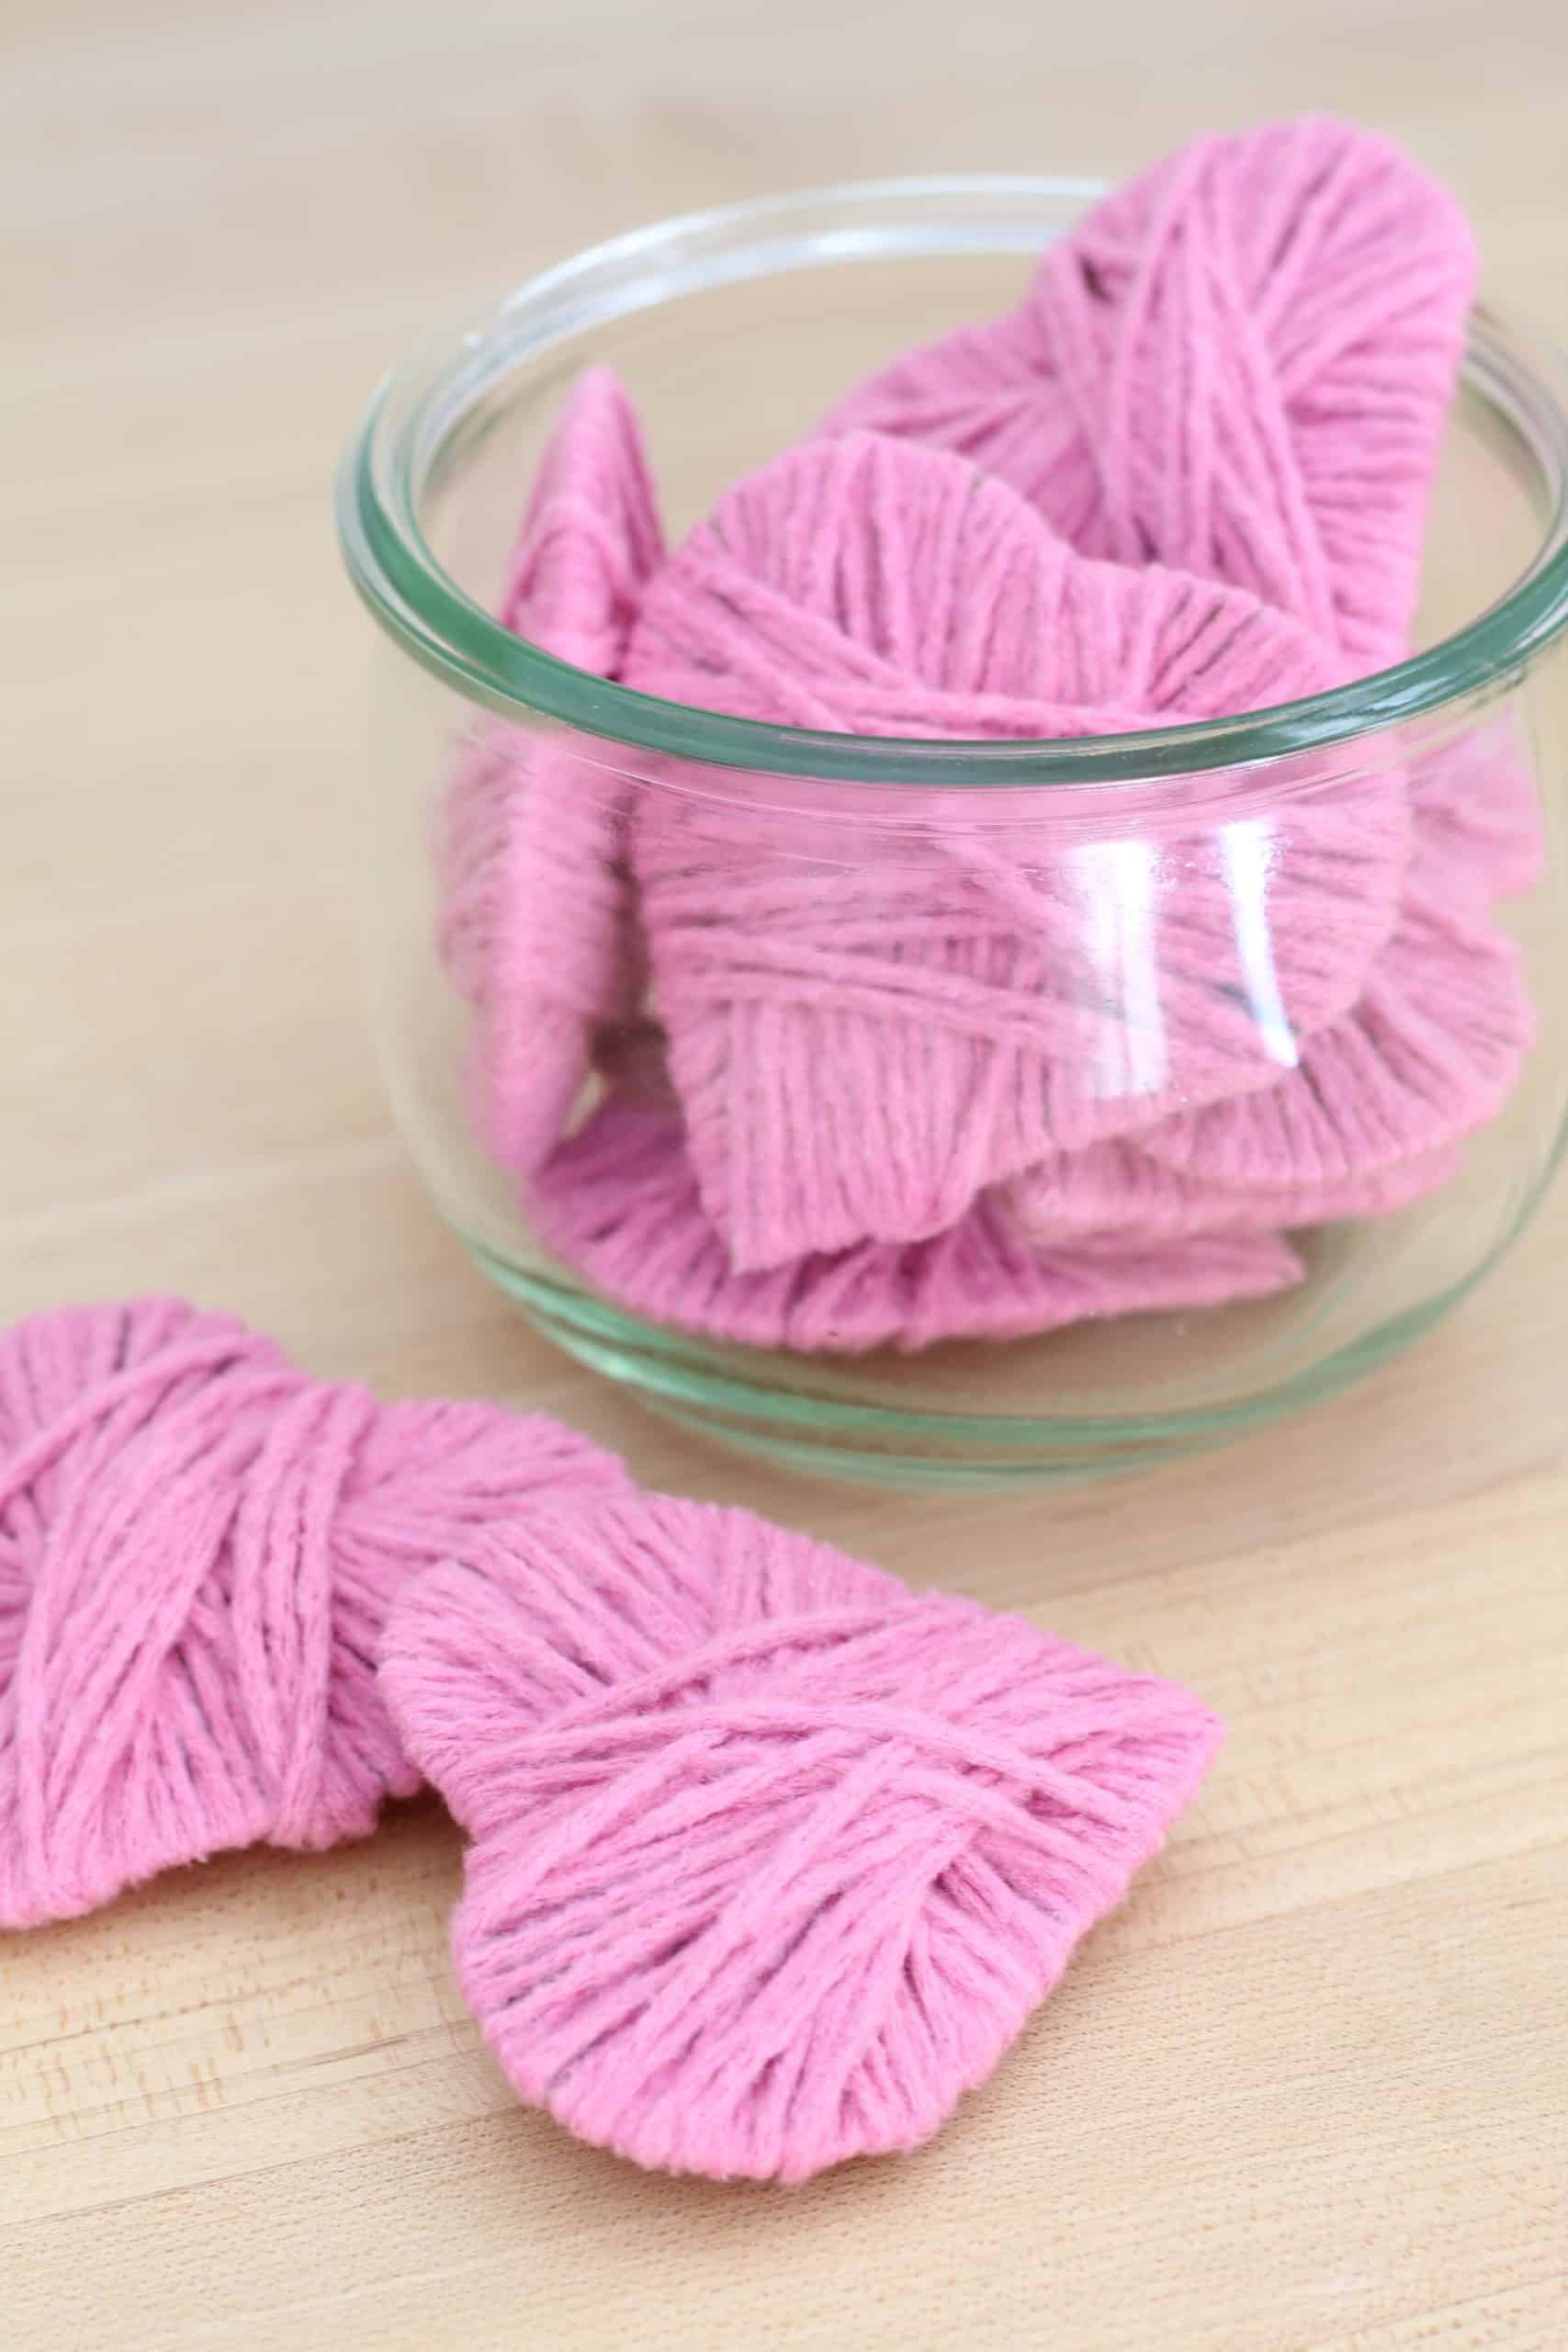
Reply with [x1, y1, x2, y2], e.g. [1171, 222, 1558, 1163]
[6, 3, 1568, 2345]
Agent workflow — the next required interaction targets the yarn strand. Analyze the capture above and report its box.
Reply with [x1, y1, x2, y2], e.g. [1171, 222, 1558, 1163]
[0, 1298, 629, 1928]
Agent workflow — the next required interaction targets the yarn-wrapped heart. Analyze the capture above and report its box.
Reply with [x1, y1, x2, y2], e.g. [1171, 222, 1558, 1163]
[824, 116, 1475, 673]
[0, 1297, 628, 1929]
[625, 430, 1408, 1270]
[1000, 730, 1536, 1229]
[436, 367, 664, 1177]
[1405, 712, 1544, 916]
[1138, 867, 1533, 1191]
[1000, 1135, 1461, 1247]
[378, 1492, 1224, 2182]
[528, 1098, 1303, 1354]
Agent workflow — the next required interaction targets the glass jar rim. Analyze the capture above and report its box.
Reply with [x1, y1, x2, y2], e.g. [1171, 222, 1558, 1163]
[337, 172, 1568, 788]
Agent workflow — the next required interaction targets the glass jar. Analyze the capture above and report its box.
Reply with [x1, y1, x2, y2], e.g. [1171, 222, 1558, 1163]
[338, 176, 1568, 1489]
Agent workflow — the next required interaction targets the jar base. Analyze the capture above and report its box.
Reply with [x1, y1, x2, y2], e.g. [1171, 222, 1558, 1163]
[462, 1234, 1511, 1494]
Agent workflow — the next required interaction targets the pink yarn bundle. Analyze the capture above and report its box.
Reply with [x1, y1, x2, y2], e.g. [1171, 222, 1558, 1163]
[530, 1100, 1303, 1354]
[622, 430, 1405, 1268]
[379, 1490, 1224, 2181]
[824, 117, 1476, 673]
[1407, 712, 1545, 915]
[1139, 858, 1532, 1191]
[1002, 1136, 1462, 1248]
[436, 367, 664, 1175]
[0, 1297, 626, 1928]
[2, 1297, 1225, 2185]
[432, 118, 1536, 1357]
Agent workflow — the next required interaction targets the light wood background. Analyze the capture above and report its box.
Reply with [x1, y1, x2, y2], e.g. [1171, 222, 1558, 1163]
[5, 4, 1568, 2346]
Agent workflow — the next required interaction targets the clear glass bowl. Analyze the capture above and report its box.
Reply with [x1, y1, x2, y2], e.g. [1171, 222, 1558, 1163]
[338, 176, 1568, 1489]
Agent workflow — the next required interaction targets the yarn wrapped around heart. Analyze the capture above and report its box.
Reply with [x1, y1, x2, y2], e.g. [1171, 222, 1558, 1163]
[436, 367, 663, 1177]
[378, 1491, 1224, 2183]
[1405, 713, 1545, 915]
[823, 117, 1476, 674]
[1000, 1136, 1461, 1247]
[0, 1297, 628, 1929]
[528, 1098, 1304, 1353]
[427, 122, 1529, 1345]
[1139, 856, 1533, 1191]
[625, 430, 1409, 1270]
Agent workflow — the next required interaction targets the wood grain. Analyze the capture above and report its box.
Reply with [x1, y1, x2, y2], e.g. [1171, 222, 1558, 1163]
[4, 4, 1567, 2344]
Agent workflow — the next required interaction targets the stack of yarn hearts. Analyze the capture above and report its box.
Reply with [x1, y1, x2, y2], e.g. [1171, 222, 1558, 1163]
[1, 1295, 1224, 2183]
[439, 117, 1539, 1356]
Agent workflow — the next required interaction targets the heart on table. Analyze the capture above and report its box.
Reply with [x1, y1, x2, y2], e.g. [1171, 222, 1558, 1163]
[378, 1492, 1224, 2182]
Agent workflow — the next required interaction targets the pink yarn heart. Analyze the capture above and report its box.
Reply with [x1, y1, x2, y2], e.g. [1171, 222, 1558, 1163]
[824, 117, 1475, 673]
[1000, 1136, 1461, 1247]
[378, 1492, 1224, 2182]
[1406, 714, 1545, 916]
[528, 1099, 1303, 1354]
[625, 431, 1407, 1270]
[996, 706, 1535, 1238]
[0, 1298, 628, 1929]
[494, 367, 665, 658]
[998, 769, 1532, 1238]
[436, 367, 664, 1176]
[1139, 865, 1533, 1191]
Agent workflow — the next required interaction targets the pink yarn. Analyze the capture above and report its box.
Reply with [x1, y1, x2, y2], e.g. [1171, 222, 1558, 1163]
[823, 117, 1475, 673]
[1139, 863, 1532, 1190]
[0, 1298, 628, 1929]
[426, 125, 1528, 1349]
[529, 1099, 1303, 1354]
[1001, 1136, 1461, 1247]
[378, 1490, 1224, 2182]
[1002, 722, 1535, 1216]
[625, 431, 1406, 1270]
[494, 367, 665, 656]
[1407, 713, 1545, 914]
[436, 368, 664, 1176]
